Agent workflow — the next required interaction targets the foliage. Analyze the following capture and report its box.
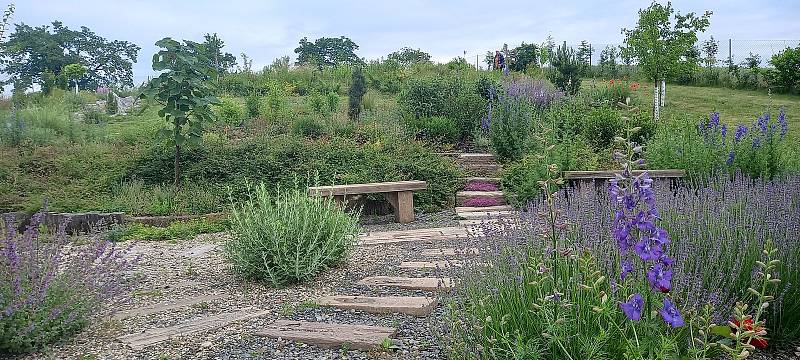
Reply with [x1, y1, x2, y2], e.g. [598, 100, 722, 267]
[0, 21, 140, 90]
[62, 63, 86, 91]
[1, 210, 136, 354]
[768, 44, 800, 94]
[583, 106, 623, 149]
[598, 45, 619, 78]
[588, 79, 639, 106]
[508, 42, 539, 72]
[193, 33, 237, 75]
[138, 37, 220, 189]
[106, 92, 117, 115]
[387, 47, 431, 67]
[224, 183, 359, 286]
[404, 116, 460, 145]
[104, 218, 227, 242]
[348, 67, 367, 120]
[294, 36, 362, 68]
[488, 95, 535, 162]
[398, 74, 487, 140]
[245, 93, 260, 118]
[292, 116, 325, 139]
[548, 43, 582, 95]
[215, 98, 243, 126]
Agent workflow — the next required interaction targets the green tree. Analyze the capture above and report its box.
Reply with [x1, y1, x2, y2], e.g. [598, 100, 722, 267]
[540, 35, 555, 67]
[769, 44, 800, 94]
[387, 47, 431, 67]
[0, 21, 139, 91]
[0, 3, 13, 44]
[62, 63, 86, 93]
[577, 40, 592, 65]
[294, 36, 362, 68]
[193, 33, 237, 76]
[347, 67, 366, 120]
[599, 45, 619, 78]
[549, 43, 582, 95]
[138, 38, 220, 190]
[509, 42, 539, 72]
[622, 2, 711, 120]
[701, 36, 718, 67]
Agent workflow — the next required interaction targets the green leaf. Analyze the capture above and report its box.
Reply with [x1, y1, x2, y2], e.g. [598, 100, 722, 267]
[710, 325, 734, 339]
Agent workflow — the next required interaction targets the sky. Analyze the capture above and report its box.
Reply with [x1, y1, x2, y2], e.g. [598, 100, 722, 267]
[6, 0, 800, 84]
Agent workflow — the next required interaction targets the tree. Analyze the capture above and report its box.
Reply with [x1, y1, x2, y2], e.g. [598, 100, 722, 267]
[768, 44, 800, 94]
[540, 35, 555, 67]
[0, 21, 139, 91]
[484, 51, 494, 69]
[62, 63, 86, 93]
[0, 3, 13, 44]
[549, 43, 582, 95]
[347, 67, 366, 120]
[577, 40, 592, 65]
[701, 36, 718, 67]
[508, 42, 539, 72]
[599, 45, 619, 78]
[138, 38, 220, 190]
[294, 36, 361, 68]
[741, 52, 761, 70]
[387, 47, 431, 67]
[622, 2, 711, 120]
[193, 33, 236, 76]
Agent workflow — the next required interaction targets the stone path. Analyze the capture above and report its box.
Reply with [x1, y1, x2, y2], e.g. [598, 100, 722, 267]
[358, 276, 454, 291]
[317, 295, 438, 317]
[256, 320, 397, 351]
[112, 293, 226, 320]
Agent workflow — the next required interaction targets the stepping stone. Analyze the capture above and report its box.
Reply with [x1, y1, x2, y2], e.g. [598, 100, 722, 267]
[399, 260, 462, 269]
[317, 295, 437, 317]
[358, 276, 453, 291]
[420, 248, 480, 256]
[457, 153, 495, 161]
[458, 210, 514, 219]
[182, 243, 219, 258]
[459, 218, 504, 226]
[461, 176, 501, 185]
[358, 227, 468, 246]
[118, 308, 269, 350]
[112, 294, 226, 320]
[456, 191, 505, 201]
[256, 320, 396, 350]
[455, 205, 512, 213]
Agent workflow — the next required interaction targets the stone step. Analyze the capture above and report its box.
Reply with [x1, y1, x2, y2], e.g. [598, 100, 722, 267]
[459, 218, 505, 226]
[317, 295, 437, 317]
[455, 205, 513, 213]
[456, 191, 507, 207]
[118, 308, 269, 350]
[399, 260, 462, 269]
[357, 276, 453, 291]
[458, 210, 514, 219]
[358, 227, 468, 246]
[420, 248, 480, 256]
[256, 320, 396, 351]
[461, 177, 501, 185]
[112, 294, 226, 320]
[457, 153, 496, 162]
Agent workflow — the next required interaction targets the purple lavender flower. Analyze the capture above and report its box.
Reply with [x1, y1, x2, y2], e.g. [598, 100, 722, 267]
[778, 107, 788, 139]
[620, 260, 633, 281]
[659, 298, 685, 328]
[726, 151, 735, 166]
[620, 293, 644, 321]
[721, 124, 727, 138]
[734, 125, 748, 143]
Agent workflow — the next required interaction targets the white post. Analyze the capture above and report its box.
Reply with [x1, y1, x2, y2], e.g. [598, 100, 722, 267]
[653, 82, 660, 121]
[74, 83, 78, 94]
[660, 80, 666, 107]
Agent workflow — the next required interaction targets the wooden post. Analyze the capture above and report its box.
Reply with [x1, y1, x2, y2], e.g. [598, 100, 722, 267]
[383, 191, 414, 223]
[333, 195, 346, 207]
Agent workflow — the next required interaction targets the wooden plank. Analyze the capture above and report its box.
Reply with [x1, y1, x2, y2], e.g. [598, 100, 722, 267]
[317, 296, 437, 317]
[358, 235, 459, 246]
[458, 211, 514, 219]
[399, 260, 462, 269]
[563, 169, 686, 180]
[308, 181, 427, 196]
[456, 205, 512, 213]
[357, 276, 453, 291]
[256, 320, 396, 350]
[118, 308, 269, 350]
[112, 294, 226, 320]
[420, 248, 480, 256]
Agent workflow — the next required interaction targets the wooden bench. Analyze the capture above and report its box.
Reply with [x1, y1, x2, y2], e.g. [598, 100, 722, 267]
[563, 169, 686, 180]
[308, 181, 427, 223]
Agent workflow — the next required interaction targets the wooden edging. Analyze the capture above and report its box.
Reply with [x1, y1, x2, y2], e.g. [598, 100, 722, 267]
[563, 169, 686, 180]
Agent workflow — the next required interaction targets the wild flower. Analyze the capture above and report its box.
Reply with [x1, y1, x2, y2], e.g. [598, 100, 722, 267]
[502, 77, 563, 110]
[621, 293, 644, 321]
[659, 298, 685, 328]
[463, 182, 499, 192]
[462, 197, 503, 207]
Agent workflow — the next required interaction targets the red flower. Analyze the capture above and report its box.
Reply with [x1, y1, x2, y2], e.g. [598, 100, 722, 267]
[731, 318, 768, 349]
[631, 82, 640, 91]
[610, 79, 615, 85]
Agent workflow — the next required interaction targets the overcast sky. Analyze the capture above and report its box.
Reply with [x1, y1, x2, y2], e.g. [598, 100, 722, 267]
[8, 0, 800, 83]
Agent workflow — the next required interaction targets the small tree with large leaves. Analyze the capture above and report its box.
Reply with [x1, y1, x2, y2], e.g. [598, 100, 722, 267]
[139, 38, 220, 190]
[622, 2, 711, 120]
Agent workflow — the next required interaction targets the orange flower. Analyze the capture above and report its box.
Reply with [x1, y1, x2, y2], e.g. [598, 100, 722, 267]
[731, 318, 768, 349]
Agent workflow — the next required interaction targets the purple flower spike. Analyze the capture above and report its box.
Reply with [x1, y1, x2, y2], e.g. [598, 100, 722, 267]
[659, 298, 685, 328]
[620, 293, 644, 321]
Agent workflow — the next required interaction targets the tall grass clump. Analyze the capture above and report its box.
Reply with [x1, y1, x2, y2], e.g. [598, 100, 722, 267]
[224, 183, 359, 286]
[1, 210, 137, 354]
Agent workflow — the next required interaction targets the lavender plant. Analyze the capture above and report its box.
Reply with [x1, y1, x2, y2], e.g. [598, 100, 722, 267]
[1, 210, 137, 354]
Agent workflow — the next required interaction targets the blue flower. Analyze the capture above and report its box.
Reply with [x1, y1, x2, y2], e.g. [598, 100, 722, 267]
[734, 125, 748, 143]
[620, 293, 644, 321]
[726, 151, 735, 166]
[659, 298, 685, 328]
[620, 260, 633, 281]
[647, 262, 673, 293]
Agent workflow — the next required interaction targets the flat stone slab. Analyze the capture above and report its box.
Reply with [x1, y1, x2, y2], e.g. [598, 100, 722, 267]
[399, 260, 462, 269]
[455, 205, 512, 213]
[112, 294, 226, 320]
[317, 295, 437, 316]
[358, 276, 453, 291]
[461, 177, 501, 185]
[458, 210, 514, 219]
[358, 227, 468, 246]
[256, 320, 396, 350]
[420, 248, 480, 256]
[118, 308, 269, 350]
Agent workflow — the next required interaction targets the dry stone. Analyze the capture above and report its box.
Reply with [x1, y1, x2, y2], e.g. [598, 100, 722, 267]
[357, 276, 453, 291]
[317, 295, 437, 317]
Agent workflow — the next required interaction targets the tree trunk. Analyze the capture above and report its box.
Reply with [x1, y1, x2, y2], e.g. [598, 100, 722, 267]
[174, 143, 182, 192]
[653, 82, 661, 121]
[660, 80, 666, 107]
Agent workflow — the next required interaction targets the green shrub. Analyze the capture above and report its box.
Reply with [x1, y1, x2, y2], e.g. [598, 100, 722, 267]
[105, 218, 228, 242]
[245, 93, 260, 118]
[216, 98, 244, 126]
[405, 116, 460, 145]
[548, 43, 582, 95]
[225, 184, 359, 286]
[768, 44, 800, 94]
[545, 95, 592, 136]
[582, 106, 623, 149]
[308, 91, 327, 115]
[292, 116, 325, 139]
[106, 92, 118, 115]
[398, 75, 487, 140]
[348, 67, 367, 120]
[325, 92, 339, 113]
[489, 96, 535, 163]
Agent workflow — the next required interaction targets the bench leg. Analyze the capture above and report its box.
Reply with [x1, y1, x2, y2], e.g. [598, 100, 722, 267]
[333, 195, 346, 207]
[384, 191, 414, 223]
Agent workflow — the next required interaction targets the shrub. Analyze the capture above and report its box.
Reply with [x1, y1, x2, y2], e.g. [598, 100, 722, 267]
[488, 96, 535, 163]
[588, 79, 639, 105]
[582, 106, 623, 149]
[1, 211, 136, 354]
[398, 75, 487, 140]
[225, 184, 359, 286]
[548, 43, 582, 95]
[292, 116, 325, 139]
[106, 92, 117, 115]
[308, 91, 327, 115]
[245, 93, 260, 118]
[216, 98, 244, 126]
[768, 44, 800, 94]
[348, 67, 367, 120]
[325, 92, 339, 113]
[405, 116, 460, 145]
[104, 218, 227, 242]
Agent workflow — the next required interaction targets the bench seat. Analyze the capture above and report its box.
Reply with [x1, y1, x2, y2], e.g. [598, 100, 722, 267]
[308, 181, 427, 223]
